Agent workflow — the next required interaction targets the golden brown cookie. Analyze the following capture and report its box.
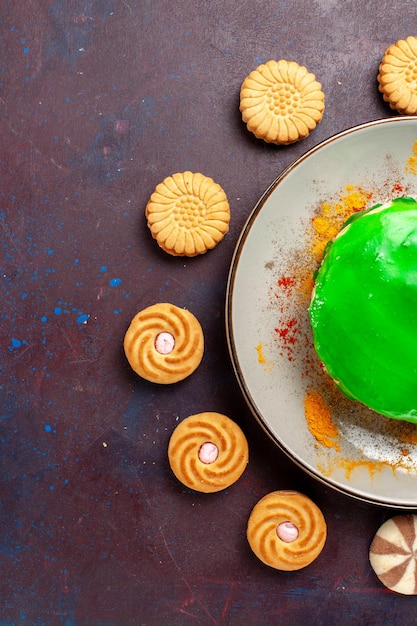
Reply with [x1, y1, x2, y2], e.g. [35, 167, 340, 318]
[146, 171, 230, 256]
[377, 36, 417, 114]
[124, 303, 204, 384]
[240, 59, 325, 145]
[168, 412, 249, 492]
[369, 514, 417, 595]
[247, 490, 327, 571]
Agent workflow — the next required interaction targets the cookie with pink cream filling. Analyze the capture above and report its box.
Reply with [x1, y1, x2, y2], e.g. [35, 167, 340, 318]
[124, 303, 204, 384]
[247, 490, 327, 571]
[168, 412, 249, 492]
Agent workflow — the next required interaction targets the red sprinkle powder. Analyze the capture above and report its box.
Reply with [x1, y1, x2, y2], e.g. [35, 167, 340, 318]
[275, 317, 298, 342]
[274, 317, 300, 362]
[392, 183, 404, 194]
[277, 276, 296, 289]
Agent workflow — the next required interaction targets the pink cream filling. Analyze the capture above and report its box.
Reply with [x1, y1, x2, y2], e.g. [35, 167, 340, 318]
[198, 442, 219, 464]
[276, 521, 299, 543]
[154, 331, 175, 355]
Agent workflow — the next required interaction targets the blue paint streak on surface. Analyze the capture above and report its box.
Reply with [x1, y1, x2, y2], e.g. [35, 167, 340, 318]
[81, 101, 148, 183]
[57, 568, 78, 626]
[0, 411, 12, 423]
[46, 0, 115, 65]
[120, 391, 146, 441]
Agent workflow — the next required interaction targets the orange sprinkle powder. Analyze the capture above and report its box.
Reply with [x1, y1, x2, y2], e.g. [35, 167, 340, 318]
[304, 389, 340, 451]
[309, 185, 372, 262]
[256, 343, 267, 364]
[317, 456, 393, 481]
[406, 140, 417, 174]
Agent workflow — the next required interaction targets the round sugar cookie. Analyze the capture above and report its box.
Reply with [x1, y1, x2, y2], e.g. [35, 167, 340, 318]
[146, 171, 230, 256]
[240, 59, 325, 145]
[377, 36, 417, 114]
[247, 490, 327, 571]
[124, 303, 204, 384]
[370, 514, 417, 595]
[168, 412, 248, 493]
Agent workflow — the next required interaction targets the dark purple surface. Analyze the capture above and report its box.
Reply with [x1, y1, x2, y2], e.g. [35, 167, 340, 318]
[2, 1, 417, 624]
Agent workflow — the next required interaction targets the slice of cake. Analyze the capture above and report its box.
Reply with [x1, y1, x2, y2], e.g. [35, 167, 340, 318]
[309, 196, 417, 423]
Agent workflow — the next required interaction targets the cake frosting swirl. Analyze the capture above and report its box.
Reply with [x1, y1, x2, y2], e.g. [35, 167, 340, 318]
[309, 196, 417, 423]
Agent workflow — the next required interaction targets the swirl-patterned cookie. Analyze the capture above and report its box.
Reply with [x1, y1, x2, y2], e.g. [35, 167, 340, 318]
[168, 412, 249, 493]
[377, 37, 417, 114]
[370, 515, 417, 594]
[145, 171, 230, 256]
[247, 490, 327, 571]
[239, 59, 325, 145]
[124, 303, 204, 384]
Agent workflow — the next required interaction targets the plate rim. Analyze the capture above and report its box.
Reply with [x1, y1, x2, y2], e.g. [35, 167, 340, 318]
[225, 116, 417, 509]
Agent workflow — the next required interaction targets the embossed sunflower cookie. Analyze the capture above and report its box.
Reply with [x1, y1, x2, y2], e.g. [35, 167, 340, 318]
[377, 36, 417, 114]
[240, 59, 325, 145]
[168, 412, 249, 493]
[370, 514, 417, 594]
[145, 171, 230, 256]
[247, 490, 327, 571]
[124, 303, 204, 384]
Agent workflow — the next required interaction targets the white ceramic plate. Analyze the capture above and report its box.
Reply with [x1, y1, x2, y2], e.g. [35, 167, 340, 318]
[226, 117, 417, 508]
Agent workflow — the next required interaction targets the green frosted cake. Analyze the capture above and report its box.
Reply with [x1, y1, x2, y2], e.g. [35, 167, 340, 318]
[309, 196, 417, 423]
